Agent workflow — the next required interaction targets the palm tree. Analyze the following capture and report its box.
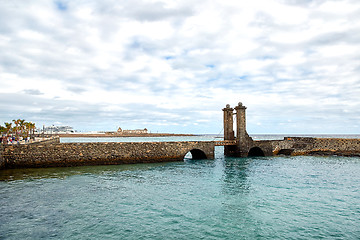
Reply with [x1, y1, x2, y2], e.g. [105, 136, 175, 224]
[13, 119, 25, 138]
[12, 119, 20, 138]
[19, 119, 25, 137]
[24, 122, 31, 137]
[4, 122, 12, 135]
[0, 125, 6, 134]
[24, 122, 36, 138]
[30, 122, 36, 137]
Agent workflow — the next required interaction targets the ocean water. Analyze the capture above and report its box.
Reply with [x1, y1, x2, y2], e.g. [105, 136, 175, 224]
[59, 134, 360, 143]
[60, 135, 217, 143]
[1, 136, 360, 239]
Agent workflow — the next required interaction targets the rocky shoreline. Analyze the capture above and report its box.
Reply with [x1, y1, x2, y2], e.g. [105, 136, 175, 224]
[57, 133, 197, 138]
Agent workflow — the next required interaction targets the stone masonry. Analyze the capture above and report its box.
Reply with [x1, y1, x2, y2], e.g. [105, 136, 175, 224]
[0, 141, 215, 169]
[223, 102, 253, 157]
[1, 103, 360, 170]
[223, 102, 360, 157]
[0, 146, 4, 169]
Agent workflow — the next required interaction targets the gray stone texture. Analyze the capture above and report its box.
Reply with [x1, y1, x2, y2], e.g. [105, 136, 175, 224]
[0, 146, 4, 169]
[250, 137, 360, 157]
[0, 141, 215, 169]
[224, 102, 360, 157]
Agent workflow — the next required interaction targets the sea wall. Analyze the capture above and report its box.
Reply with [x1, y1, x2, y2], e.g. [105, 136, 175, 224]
[252, 137, 360, 156]
[30, 136, 61, 145]
[0, 141, 215, 169]
[309, 138, 360, 156]
[0, 146, 4, 169]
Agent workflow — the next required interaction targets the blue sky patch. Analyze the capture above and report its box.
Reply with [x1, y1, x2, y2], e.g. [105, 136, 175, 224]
[55, 1, 67, 11]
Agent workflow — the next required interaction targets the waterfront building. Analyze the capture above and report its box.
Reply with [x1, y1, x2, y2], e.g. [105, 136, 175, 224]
[117, 127, 148, 134]
[40, 125, 75, 134]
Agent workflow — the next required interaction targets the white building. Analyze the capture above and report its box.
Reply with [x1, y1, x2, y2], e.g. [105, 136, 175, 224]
[117, 127, 148, 134]
[41, 125, 75, 134]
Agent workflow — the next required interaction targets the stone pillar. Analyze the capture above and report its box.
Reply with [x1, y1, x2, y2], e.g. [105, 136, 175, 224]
[234, 102, 249, 157]
[223, 104, 234, 140]
[223, 104, 235, 156]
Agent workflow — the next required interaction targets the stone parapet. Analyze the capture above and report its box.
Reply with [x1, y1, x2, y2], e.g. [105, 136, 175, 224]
[30, 136, 61, 145]
[0, 141, 215, 169]
[250, 137, 360, 157]
[0, 146, 4, 169]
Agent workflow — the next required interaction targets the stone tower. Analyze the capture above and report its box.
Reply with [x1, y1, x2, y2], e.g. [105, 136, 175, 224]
[222, 104, 235, 156]
[234, 102, 250, 157]
[223, 104, 234, 141]
[223, 102, 252, 157]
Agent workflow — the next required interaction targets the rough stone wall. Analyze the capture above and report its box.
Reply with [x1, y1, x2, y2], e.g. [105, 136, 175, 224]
[0, 141, 215, 169]
[310, 138, 360, 156]
[246, 137, 360, 157]
[0, 146, 4, 169]
[278, 137, 360, 156]
[30, 136, 61, 145]
[252, 137, 360, 157]
[251, 140, 280, 156]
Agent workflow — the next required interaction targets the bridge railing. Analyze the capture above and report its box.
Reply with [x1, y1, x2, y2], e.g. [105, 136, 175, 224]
[214, 140, 237, 146]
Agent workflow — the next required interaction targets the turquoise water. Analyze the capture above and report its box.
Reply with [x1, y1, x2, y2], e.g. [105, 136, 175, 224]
[1, 140, 360, 239]
[60, 134, 360, 143]
[60, 135, 218, 143]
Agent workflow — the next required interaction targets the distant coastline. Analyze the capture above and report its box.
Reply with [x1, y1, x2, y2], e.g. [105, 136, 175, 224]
[56, 133, 198, 138]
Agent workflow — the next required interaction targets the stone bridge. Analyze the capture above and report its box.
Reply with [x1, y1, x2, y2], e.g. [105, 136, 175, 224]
[0, 141, 215, 169]
[222, 102, 360, 157]
[2, 102, 360, 170]
[222, 137, 360, 157]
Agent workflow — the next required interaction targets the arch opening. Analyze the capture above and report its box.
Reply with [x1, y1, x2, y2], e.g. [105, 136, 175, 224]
[277, 149, 294, 156]
[248, 147, 265, 157]
[184, 149, 207, 160]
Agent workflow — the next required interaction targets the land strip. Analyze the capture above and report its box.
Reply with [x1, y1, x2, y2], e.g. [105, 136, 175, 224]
[56, 133, 197, 138]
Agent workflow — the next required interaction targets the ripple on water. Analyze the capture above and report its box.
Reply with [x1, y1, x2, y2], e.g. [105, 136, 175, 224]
[1, 155, 360, 239]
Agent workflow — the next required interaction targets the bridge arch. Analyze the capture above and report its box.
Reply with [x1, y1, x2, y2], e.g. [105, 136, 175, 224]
[248, 147, 265, 157]
[184, 149, 208, 160]
[277, 149, 294, 156]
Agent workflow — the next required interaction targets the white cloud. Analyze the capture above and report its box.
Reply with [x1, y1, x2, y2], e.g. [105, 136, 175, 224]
[318, 1, 356, 14]
[0, 0, 360, 134]
[316, 44, 359, 58]
[278, 51, 306, 66]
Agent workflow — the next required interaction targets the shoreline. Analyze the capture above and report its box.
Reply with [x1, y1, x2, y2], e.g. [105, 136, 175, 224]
[57, 133, 198, 138]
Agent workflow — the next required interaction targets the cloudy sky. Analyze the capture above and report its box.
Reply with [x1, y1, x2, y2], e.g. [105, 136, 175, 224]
[1, 0, 360, 134]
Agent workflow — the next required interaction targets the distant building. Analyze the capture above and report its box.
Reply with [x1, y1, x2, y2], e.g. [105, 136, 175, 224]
[42, 125, 75, 134]
[117, 127, 148, 134]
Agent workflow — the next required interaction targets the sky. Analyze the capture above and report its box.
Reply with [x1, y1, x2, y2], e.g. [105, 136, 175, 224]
[1, 0, 360, 134]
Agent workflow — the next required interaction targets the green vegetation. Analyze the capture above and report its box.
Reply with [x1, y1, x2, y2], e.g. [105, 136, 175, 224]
[0, 119, 36, 137]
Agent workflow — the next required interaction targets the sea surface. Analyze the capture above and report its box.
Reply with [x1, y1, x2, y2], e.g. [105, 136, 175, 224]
[1, 135, 360, 239]
[59, 134, 360, 143]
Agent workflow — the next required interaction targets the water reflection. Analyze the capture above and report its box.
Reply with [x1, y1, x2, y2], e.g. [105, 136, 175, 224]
[1, 152, 359, 239]
[0, 162, 171, 181]
[218, 156, 268, 238]
[222, 156, 253, 194]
